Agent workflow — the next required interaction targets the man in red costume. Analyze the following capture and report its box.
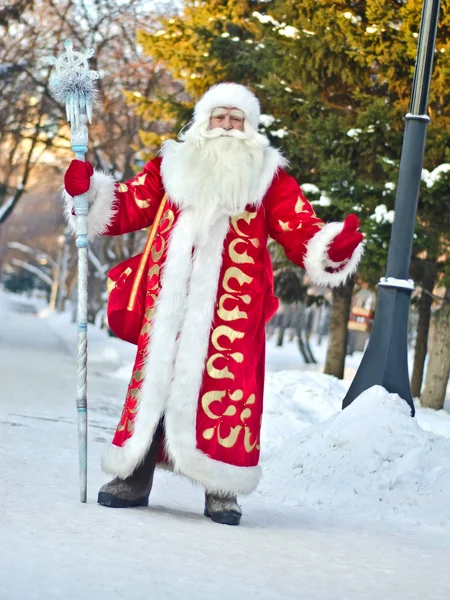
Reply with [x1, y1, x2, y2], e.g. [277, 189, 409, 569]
[64, 83, 364, 526]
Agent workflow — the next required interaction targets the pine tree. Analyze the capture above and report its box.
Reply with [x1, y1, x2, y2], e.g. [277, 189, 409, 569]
[129, 0, 450, 382]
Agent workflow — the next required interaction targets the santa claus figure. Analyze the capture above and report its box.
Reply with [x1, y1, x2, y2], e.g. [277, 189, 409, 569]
[64, 83, 364, 526]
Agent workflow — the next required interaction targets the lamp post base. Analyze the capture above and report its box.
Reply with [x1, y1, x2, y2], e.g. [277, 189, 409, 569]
[342, 284, 415, 415]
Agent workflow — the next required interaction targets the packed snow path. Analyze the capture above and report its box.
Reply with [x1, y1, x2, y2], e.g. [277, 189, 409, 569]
[1, 292, 450, 600]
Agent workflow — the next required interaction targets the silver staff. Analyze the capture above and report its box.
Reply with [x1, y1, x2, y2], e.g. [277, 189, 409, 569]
[48, 40, 99, 502]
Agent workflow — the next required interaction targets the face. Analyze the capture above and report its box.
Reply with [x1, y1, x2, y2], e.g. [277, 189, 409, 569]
[209, 107, 245, 131]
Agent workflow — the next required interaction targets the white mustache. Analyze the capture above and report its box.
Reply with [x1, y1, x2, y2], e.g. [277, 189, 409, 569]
[202, 127, 250, 140]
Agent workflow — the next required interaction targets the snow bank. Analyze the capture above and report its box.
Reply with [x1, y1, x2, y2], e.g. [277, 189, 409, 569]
[261, 371, 346, 456]
[259, 385, 450, 528]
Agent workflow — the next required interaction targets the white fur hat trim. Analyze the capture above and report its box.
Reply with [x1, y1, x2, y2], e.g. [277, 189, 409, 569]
[194, 83, 261, 129]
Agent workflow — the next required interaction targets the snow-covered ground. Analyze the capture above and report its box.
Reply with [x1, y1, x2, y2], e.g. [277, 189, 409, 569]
[2, 289, 450, 599]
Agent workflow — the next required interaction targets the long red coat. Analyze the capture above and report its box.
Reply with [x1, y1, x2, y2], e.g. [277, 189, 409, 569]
[98, 156, 329, 495]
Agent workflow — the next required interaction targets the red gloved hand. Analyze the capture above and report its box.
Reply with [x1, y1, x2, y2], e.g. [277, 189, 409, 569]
[64, 160, 94, 198]
[328, 214, 363, 263]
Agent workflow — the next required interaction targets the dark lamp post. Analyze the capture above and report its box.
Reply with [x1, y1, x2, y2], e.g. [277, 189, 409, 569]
[342, 0, 441, 415]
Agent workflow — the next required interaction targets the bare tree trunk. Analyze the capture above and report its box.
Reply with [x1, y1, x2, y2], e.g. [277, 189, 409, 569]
[324, 277, 355, 379]
[421, 288, 450, 410]
[410, 266, 436, 398]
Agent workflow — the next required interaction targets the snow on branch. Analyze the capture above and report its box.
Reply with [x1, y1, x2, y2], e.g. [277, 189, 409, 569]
[11, 258, 54, 287]
[89, 249, 108, 279]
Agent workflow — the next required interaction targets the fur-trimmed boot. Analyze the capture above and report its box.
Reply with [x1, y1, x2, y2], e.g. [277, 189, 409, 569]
[97, 425, 163, 508]
[204, 492, 242, 526]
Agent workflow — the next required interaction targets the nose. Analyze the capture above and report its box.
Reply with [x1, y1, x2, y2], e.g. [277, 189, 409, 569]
[223, 114, 232, 130]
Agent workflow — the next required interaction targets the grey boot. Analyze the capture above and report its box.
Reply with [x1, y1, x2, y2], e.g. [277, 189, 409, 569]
[98, 425, 163, 508]
[204, 492, 242, 526]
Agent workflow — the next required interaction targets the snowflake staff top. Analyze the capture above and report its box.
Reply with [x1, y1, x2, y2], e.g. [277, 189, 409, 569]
[48, 40, 99, 147]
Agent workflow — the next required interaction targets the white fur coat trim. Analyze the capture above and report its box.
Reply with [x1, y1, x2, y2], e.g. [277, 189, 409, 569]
[160, 143, 287, 211]
[63, 171, 117, 241]
[102, 209, 261, 495]
[304, 222, 364, 287]
[194, 83, 260, 129]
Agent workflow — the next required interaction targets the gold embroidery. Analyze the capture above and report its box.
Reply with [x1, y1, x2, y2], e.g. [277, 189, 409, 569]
[151, 237, 165, 262]
[211, 325, 245, 351]
[159, 209, 175, 234]
[201, 390, 226, 419]
[141, 321, 151, 335]
[145, 306, 155, 320]
[218, 424, 242, 448]
[244, 427, 258, 452]
[206, 354, 235, 380]
[223, 267, 253, 294]
[117, 183, 128, 193]
[229, 390, 244, 401]
[224, 405, 237, 417]
[203, 428, 215, 440]
[127, 420, 134, 433]
[247, 394, 256, 405]
[131, 174, 147, 186]
[132, 369, 145, 383]
[249, 238, 260, 248]
[106, 277, 115, 295]
[134, 192, 151, 209]
[241, 407, 252, 421]
[295, 196, 306, 213]
[147, 264, 160, 289]
[228, 239, 255, 264]
[279, 220, 292, 232]
[217, 294, 248, 321]
[127, 197, 166, 311]
[231, 210, 257, 237]
[107, 267, 132, 295]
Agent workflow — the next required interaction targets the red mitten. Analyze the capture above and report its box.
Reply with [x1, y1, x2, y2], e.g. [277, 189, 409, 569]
[64, 160, 94, 198]
[328, 214, 363, 262]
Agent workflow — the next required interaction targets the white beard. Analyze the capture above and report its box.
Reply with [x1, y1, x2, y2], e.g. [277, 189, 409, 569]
[160, 118, 288, 241]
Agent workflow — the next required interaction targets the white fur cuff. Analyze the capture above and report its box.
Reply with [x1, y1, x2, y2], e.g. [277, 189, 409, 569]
[304, 222, 364, 287]
[62, 170, 117, 241]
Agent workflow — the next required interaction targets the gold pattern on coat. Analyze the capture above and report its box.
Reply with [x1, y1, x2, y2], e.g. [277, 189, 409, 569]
[151, 237, 165, 262]
[244, 427, 258, 452]
[147, 265, 160, 289]
[107, 267, 132, 295]
[228, 239, 255, 264]
[231, 210, 257, 237]
[211, 325, 245, 351]
[144, 307, 155, 324]
[201, 390, 240, 420]
[141, 321, 151, 335]
[217, 424, 242, 448]
[131, 174, 147, 186]
[159, 209, 175, 234]
[278, 219, 303, 232]
[128, 388, 139, 400]
[117, 183, 128, 193]
[206, 352, 244, 379]
[217, 294, 248, 321]
[201, 390, 226, 419]
[200, 389, 259, 452]
[134, 192, 151, 209]
[295, 196, 306, 213]
[223, 267, 253, 294]
[106, 277, 115, 295]
[132, 369, 145, 383]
